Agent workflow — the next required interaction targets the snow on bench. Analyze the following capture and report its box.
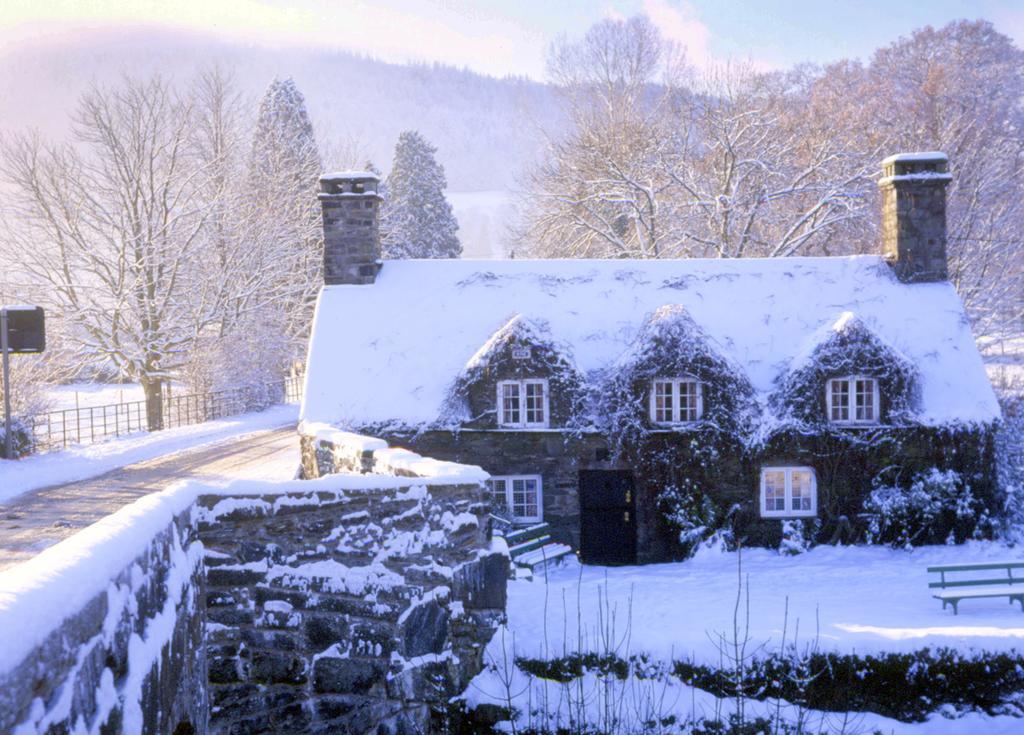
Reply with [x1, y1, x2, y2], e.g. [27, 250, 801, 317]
[928, 561, 1024, 615]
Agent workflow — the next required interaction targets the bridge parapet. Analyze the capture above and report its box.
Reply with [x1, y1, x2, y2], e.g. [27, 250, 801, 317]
[0, 434, 506, 734]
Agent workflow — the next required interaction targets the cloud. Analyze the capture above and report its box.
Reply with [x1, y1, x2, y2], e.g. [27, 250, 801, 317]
[641, 0, 711, 67]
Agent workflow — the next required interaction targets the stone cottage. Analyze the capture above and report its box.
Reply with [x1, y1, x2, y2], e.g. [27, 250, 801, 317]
[300, 153, 1001, 564]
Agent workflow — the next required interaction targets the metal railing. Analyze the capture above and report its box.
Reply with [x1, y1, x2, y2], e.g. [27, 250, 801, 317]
[26, 376, 303, 454]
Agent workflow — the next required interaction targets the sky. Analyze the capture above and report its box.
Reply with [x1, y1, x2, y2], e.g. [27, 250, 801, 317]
[1, 0, 1024, 79]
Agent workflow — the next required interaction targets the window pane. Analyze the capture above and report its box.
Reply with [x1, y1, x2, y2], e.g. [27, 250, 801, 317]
[830, 380, 850, 421]
[525, 382, 545, 424]
[653, 380, 673, 423]
[511, 478, 539, 519]
[680, 380, 699, 422]
[490, 479, 508, 510]
[791, 470, 813, 512]
[856, 379, 876, 422]
[764, 471, 786, 512]
[502, 383, 520, 425]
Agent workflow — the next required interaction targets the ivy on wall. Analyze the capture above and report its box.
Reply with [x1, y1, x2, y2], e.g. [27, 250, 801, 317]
[770, 312, 919, 429]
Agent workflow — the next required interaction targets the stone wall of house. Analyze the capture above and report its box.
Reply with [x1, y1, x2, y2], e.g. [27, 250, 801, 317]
[343, 424, 997, 563]
[0, 507, 207, 735]
[208, 432, 506, 734]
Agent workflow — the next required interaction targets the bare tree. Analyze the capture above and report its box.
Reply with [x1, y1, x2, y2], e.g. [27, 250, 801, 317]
[0, 76, 213, 429]
[522, 18, 874, 261]
[522, 16, 685, 259]
[850, 20, 1024, 338]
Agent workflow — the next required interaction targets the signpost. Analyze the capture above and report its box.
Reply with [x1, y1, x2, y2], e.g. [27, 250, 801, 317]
[1, 306, 45, 459]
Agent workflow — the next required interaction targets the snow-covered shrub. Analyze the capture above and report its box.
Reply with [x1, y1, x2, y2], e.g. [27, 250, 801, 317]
[676, 646, 1024, 723]
[772, 312, 919, 428]
[658, 479, 722, 557]
[862, 468, 991, 548]
[0, 417, 32, 459]
[601, 304, 756, 449]
[778, 519, 819, 555]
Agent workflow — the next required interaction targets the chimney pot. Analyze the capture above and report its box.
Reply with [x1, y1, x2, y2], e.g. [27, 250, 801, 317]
[878, 152, 951, 283]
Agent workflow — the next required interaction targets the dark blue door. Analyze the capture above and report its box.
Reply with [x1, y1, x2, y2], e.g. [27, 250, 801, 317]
[579, 470, 636, 565]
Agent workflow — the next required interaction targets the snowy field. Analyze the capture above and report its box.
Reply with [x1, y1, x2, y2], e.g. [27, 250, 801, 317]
[498, 544, 1024, 661]
[467, 543, 1024, 733]
[44, 382, 147, 411]
[0, 404, 299, 504]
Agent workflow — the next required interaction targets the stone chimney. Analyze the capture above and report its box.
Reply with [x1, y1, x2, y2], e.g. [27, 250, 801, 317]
[319, 172, 382, 285]
[878, 152, 952, 283]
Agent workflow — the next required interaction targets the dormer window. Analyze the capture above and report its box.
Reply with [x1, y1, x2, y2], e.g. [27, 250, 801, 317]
[827, 376, 879, 424]
[497, 379, 549, 428]
[650, 378, 703, 425]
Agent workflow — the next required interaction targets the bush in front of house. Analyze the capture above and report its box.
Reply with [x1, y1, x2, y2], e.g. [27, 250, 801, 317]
[861, 468, 992, 548]
[658, 478, 725, 557]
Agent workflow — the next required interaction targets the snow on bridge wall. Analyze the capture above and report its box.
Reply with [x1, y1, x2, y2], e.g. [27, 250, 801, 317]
[0, 436, 506, 735]
[0, 487, 207, 734]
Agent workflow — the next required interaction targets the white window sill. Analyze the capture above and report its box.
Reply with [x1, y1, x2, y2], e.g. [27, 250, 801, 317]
[762, 509, 818, 519]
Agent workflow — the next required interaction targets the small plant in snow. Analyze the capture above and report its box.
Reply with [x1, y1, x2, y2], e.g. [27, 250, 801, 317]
[862, 468, 991, 548]
[778, 520, 818, 556]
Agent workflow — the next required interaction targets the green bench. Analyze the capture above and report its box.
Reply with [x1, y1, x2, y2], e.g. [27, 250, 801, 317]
[928, 561, 1024, 615]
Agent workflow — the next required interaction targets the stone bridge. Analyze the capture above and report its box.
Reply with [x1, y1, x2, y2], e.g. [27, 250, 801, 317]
[0, 431, 507, 734]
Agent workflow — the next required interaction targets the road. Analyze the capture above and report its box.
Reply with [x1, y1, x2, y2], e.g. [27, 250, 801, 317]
[0, 426, 299, 572]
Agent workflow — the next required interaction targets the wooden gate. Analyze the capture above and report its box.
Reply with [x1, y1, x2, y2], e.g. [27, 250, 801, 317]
[578, 470, 637, 565]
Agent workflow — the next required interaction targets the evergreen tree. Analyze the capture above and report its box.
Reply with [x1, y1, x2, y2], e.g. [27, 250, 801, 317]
[250, 77, 321, 185]
[381, 131, 461, 258]
[248, 77, 323, 363]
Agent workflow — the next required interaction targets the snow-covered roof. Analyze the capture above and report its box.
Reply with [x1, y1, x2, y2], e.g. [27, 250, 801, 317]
[301, 256, 999, 428]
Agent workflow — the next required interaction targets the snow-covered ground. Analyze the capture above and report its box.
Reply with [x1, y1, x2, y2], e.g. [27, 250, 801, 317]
[498, 544, 1024, 662]
[0, 404, 299, 504]
[44, 382, 148, 411]
[467, 543, 1024, 733]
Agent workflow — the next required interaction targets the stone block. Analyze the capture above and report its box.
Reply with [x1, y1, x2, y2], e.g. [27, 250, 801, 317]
[312, 657, 385, 694]
[400, 599, 449, 658]
[304, 615, 349, 649]
[453, 552, 508, 610]
[250, 650, 307, 685]
[207, 567, 265, 587]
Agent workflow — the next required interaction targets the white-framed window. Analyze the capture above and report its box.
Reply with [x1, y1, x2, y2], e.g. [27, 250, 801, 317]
[649, 378, 703, 425]
[497, 379, 549, 428]
[488, 475, 543, 523]
[826, 376, 879, 424]
[759, 467, 818, 518]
